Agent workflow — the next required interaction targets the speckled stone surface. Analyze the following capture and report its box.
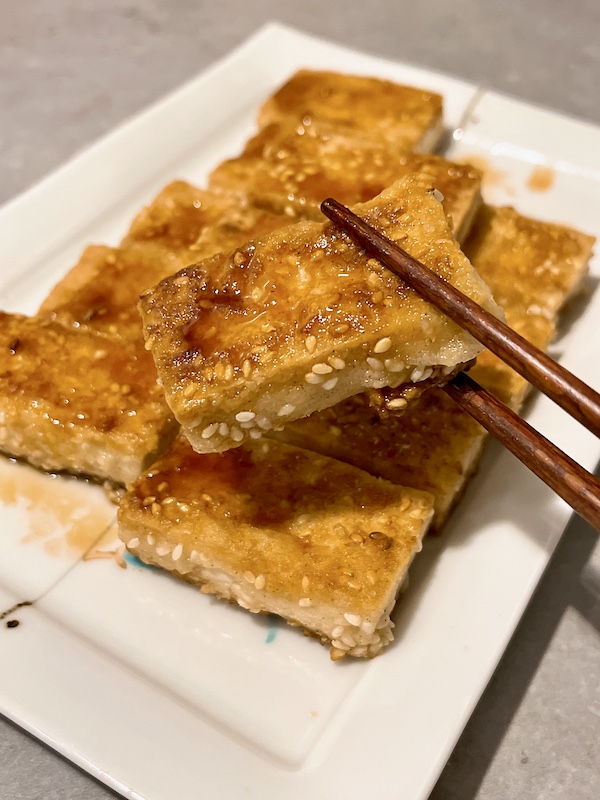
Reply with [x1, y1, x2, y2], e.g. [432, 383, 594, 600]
[1, 2, 599, 798]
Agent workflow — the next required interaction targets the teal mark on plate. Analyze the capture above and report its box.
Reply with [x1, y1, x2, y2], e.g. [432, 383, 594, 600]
[265, 615, 279, 644]
[124, 552, 158, 571]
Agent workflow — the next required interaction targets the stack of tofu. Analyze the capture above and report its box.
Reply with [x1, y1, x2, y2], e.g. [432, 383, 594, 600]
[0, 70, 593, 660]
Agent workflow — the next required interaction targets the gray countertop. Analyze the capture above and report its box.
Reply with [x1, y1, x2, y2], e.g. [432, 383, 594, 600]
[1, 1, 599, 798]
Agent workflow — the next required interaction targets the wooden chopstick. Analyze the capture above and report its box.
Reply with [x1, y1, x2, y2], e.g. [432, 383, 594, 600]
[321, 197, 600, 439]
[320, 196, 600, 532]
[444, 373, 600, 532]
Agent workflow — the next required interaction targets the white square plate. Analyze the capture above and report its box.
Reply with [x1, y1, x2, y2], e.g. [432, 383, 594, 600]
[0, 22, 598, 800]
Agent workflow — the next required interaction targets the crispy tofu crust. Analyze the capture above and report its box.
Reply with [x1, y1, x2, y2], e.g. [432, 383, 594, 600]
[271, 207, 594, 528]
[39, 241, 194, 343]
[118, 435, 433, 659]
[257, 69, 444, 153]
[122, 180, 239, 249]
[140, 174, 501, 454]
[209, 121, 481, 241]
[0, 313, 177, 484]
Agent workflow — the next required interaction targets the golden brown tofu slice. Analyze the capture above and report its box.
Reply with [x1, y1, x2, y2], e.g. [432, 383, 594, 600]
[122, 180, 240, 250]
[258, 69, 444, 153]
[140, 174, 502, 454]
[39, 241, 194, 343]
[0, 313, 177, 484]
[271, 207, 594, 528]
[209, 121, 481, 242]
[118, 435, 433, 659]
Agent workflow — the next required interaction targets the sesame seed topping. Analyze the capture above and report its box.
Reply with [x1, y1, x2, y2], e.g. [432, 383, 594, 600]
[374, 337, 392, 353]
[361, 620, 377, 635]
[367, 271, 379, 286]
[299, 598, 311, 607]
[127, 537, 140, 549]
[235, 411, 256, 423]
[147, 534, 155, 545]
[433, 188, 445, 203]
[218, 422, 229, 436]
[277, 403, 296, 417]
[305, 372, 324, 384]
[240, 421, 255, 429]
[331, 625, 345, 639]
[242, 359, 252, 378]
[328, 356, 346, 370]
[151, 502, 161, 516]
[255, 416, 272, 430]
[157, 481, 168, 492]
[366, 357, 383, 371]
[305, 335, 316, 353]
[384, 358, 405, 373]
[156, 545, 171, 557]
[322, 377, 338, 390]
[249, 429, 262, 439]
[201, 422, 219, 439]
[254, 574, 266, 590]
[230, 427, 244, 442]
[312, 362, 333, 375]
[344, 613, 363, 627]
[386, 397, 408, 410]
[244, 571, 255, 583]
[172, 543, 183, 561]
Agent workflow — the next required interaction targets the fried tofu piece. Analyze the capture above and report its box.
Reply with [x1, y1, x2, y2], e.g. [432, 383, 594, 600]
[39, 241, 194, 343]
[271, 207, 594, 528]
[0, 313, 177, 484]
[122, 180, 239, 250]
[257, 69, 444, 153]
[140, 174, 502, 454]
[209, 121, 481, 242]
[40, 184, 305, 343]
[118, 436, 433, 659]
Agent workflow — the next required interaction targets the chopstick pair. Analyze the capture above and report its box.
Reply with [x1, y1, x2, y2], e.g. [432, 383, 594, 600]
[320, 197, 600, 533]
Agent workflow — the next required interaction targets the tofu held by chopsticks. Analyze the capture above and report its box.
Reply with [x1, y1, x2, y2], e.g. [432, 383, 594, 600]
[140, 174, 503, 454]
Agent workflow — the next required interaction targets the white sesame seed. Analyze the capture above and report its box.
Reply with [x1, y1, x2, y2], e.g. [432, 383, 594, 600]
[240, 420, 255, 429]
[374, 337, 392, 353]
[386, 397, 407, 410]
[322, 377, 339, 391]
[277, 403, 296, 417]
[249, 429, 262, 439]
[156, 545, 171, 557]
[361, 620, 377, 635]
[127, 537, 140, 549]
[146, 534, 155, 545]
[230, 427, 244, 442]
[255, 416, 272, 430]
[342, 633, 357, 648]
[328, 356, 346, 370]
[305, 335, 316, 353]
[254, 574, 266, 590]
[242, 359, 252, 378]
[384, 358, 405, 373]
[410, 366, 425, 382]
[190, 550, 199, 563]
[312, 362, 333, 375]
[305, 372, 324, 384]
[244, 570, 255, 583]
[201, 422, 219, 439]
[331, 625, 345, 639]
[344, 613, 363, 627]
[433, 188, 445, 203]
[218, 422, 229, 436]
[332, 639, 349, 651]
[366, 357, 383, 371]
[299, 598, 312, 607]
[235, 411, 256, 423]
[172, 543, 183, 561]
